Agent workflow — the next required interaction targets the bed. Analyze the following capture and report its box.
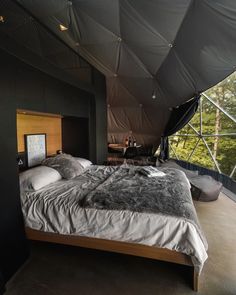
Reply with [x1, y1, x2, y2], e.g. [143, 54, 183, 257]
[19, 155, 208, 291]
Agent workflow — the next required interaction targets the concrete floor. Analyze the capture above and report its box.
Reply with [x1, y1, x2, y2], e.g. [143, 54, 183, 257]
[5, 193, 236, 295]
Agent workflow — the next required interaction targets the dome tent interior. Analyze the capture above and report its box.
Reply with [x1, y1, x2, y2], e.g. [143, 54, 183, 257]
[0, 1, 236, 295]
[0, 0, 236, 148]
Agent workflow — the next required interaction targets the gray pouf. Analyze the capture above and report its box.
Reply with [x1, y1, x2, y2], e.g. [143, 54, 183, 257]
[190, 175, 223, 202]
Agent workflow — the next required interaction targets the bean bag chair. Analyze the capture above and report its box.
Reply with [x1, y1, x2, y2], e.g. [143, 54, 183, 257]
[190, 175, 222, 202]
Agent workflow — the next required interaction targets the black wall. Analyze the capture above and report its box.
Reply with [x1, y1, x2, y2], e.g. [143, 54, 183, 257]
[92, 69, 108, 165]
[62, 117, 89, 158]
[0, 49, 107, 291]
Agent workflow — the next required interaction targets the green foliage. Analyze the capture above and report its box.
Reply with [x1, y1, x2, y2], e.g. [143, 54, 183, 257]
[170, 72, 236, 180]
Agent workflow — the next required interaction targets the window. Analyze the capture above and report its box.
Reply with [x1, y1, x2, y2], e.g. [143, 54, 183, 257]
[169, 72, 236, 180]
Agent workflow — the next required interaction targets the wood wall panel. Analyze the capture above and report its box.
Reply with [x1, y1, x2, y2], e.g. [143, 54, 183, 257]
[17, 113, 62, 155]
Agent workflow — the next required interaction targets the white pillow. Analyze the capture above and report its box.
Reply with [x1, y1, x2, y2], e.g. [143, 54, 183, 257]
[19, 166, 62, 191]
[75, 157, 92, 168]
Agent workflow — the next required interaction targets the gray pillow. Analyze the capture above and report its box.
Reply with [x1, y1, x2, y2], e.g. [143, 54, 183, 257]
[42, 154, 84, 179]
[20, 166, 62, 191]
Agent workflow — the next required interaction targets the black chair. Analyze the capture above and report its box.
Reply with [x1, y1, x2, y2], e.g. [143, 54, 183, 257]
[138, 145, 154, 157]
[124, 147, 138, 159]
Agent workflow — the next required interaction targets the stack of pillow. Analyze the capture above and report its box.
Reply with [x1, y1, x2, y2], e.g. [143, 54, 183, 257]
[19, 154, 92, 192]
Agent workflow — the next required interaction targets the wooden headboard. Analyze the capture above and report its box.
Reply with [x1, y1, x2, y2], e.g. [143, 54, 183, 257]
[17, 110, 62, 156]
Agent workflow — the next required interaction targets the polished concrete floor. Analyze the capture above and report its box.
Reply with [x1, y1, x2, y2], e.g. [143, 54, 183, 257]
[5, 193, 236, 295]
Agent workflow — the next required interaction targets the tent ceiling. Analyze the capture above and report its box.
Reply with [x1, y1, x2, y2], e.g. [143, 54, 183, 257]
[1, 0, 236, 147]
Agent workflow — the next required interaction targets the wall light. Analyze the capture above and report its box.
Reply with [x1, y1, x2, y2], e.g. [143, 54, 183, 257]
[59, 24, 68, 31]
[0, 16, 5, 23]
[152, 90, 156, 99]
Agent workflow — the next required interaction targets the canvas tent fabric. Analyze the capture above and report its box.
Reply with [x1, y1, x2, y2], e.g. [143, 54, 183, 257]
[1, 0, 236, 147]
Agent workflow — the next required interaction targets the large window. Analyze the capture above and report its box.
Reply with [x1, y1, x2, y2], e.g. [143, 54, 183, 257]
[169, 72, 236, 180]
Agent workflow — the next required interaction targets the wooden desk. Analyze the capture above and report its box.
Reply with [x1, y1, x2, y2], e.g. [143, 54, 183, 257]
[108, 144, 127, 154]
[108, 144, 141, 155]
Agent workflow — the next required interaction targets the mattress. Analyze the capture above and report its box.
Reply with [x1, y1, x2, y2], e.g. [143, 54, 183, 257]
[20, 165, 208, 272]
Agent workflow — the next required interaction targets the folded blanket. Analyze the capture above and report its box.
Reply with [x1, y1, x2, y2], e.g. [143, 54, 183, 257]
[80, 165, 208, 252]
[139, 166, 166, 177]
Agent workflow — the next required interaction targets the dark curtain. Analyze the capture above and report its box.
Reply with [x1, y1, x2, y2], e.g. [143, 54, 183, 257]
[160, 94, 200, 160]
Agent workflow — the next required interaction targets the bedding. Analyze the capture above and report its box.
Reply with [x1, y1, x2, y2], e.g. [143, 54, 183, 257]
[20, 165, 208, 273]
[81, 167, 204, 228]
[138, 166, 166, 177]
[42, 154, 84, 179]
[157, 159, 199, 178]
[19, 166, 62, 191]
[75, 157, 92, 168]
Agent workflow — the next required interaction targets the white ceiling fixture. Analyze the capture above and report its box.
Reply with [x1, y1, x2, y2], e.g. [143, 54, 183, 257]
[152, 91, 156, 99]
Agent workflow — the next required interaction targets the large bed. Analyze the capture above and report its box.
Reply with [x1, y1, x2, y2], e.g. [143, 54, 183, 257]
[19, 157, 208, 291]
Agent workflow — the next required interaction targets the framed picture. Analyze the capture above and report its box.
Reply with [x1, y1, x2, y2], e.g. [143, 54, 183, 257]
[25, 134, 47, 167]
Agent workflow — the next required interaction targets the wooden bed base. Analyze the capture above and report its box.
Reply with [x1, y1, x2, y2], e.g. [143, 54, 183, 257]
[25, 227, 199, 291]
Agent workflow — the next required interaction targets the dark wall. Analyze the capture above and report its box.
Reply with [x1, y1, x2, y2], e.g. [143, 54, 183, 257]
[0, 49, 107, 290]
[92, 69, 107, 164]
[0, 102, 28, 293]
[62, 117, 89, 158]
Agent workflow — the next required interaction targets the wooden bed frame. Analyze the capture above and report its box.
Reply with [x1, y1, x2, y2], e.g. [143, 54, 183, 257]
[25, 227, 199, 291]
